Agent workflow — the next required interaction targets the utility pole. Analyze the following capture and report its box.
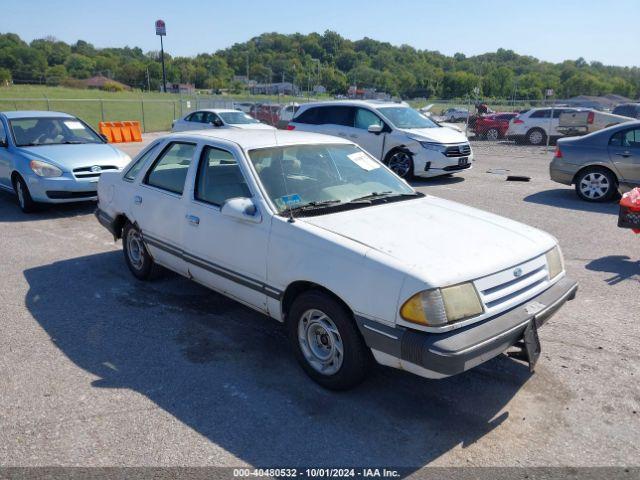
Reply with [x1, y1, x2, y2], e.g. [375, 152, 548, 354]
[155, 20, 167, 93]
[246, 52, 250, 83]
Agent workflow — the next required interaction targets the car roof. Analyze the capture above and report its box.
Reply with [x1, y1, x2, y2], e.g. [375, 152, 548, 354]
[1, 110, 76, 119]
[190, 108, 245, 114]
[166, 129, 353, 150]
[297, 99, 407, 110]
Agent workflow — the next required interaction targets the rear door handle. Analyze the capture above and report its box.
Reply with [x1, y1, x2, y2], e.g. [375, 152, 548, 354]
[133, 195, 142, 205]
[185, 214, 200, 226]
[616, 152, 632, 158]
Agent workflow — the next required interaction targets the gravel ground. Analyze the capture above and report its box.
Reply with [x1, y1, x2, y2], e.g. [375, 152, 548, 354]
[0, 137, 638, 471]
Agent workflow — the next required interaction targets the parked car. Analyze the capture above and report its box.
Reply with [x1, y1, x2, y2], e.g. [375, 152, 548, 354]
[171, 109, 275, 132]
[96, 129, 577, 390]
[557, 109, 632, 136]
[506, 107, 579, 145]
[612, 103, 640, 120]
[233, 102, 254, 114]
[551, 121, 640, 202]
[249, 104, 282, 126]
[288, 100, 473, 179]
[0, 110, 131, 213]
[473, 113, 518, 140]
[440, 107, 469, 122]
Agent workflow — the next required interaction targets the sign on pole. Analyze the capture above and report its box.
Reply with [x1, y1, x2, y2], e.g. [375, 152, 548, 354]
[155, 19, 166, 36]
[546, 88, 554, 97]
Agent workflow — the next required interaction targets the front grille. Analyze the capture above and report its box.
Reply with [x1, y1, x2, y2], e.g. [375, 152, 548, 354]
[46, 190, 97, 199]
[73, 165, 119, 179]
[444, 144, 472, 157]
[474, 255, 550, 312]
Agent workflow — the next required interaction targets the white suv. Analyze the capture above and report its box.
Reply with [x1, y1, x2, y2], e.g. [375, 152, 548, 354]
[288, 100, 473, 179]
[506, 107, 578, 145]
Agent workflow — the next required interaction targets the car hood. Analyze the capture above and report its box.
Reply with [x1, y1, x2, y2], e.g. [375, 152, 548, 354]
[16, 143, 129, 171]
[302, 196, 555, 286]
[228, 123, 275, 130]
[398, 126, 468, 144]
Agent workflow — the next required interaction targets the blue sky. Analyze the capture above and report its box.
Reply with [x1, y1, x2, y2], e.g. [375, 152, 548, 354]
[2, 0, 637, 66]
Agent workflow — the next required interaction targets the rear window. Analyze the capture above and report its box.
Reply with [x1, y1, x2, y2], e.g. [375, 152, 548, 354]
[530, 110, 551, 119]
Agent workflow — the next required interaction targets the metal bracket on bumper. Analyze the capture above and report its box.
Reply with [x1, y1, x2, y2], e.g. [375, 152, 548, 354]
[357, 277, 578, 377]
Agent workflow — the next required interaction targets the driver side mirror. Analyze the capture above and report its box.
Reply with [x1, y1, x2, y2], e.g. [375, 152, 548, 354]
[221, 197, 261, 224]
[368, 124, 383, 135]
[212, 119, 224, 127]
[99, 133, 108, 143]
[0, 138, 7, 147]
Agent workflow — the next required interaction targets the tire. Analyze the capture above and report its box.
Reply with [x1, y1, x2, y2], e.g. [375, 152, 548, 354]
[13, 175, 37, 213]
[122, 221, 158, 280]
[386, 149, 414, 180]
[574, 167, 617, 203]
[526, 128, 546, 146]
[486, 128, 500, 141]
[287, 290, 371, 390]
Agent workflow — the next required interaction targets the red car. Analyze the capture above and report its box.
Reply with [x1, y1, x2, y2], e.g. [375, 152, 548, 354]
[249, 104, 281, 126]
[473, 112, 518, 140]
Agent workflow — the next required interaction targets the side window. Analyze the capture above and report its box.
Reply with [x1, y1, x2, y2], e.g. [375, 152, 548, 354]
[0, 120, 6, 144]
[625, 129, 640, 148]
[145, 142, 196, 194]
[552, 109, 569, 118]
[124, 143, 159, 181]
[530, 110, 551, 119]
[355, 108, 383, 130]
[195, 146, 251, 206]
[319, 106, 354, 126]
[187, 112, 205, 123]
[610, 131, 624, 147]
[203, 112, 219, 124]
[294, 107, 319, 124]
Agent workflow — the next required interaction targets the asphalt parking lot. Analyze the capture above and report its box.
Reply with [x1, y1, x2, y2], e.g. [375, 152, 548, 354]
[0, 137, 638, 470]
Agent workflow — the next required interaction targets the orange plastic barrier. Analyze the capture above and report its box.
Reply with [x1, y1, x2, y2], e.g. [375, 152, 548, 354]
[98, 121, 142, 143]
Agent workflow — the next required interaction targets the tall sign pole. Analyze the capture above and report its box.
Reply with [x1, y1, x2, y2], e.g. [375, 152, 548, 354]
[155, 19, 167, 93]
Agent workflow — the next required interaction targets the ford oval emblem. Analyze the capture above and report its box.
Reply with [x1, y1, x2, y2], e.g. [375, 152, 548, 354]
[513, 267, 523, 278]
[90, 165, 102, 173]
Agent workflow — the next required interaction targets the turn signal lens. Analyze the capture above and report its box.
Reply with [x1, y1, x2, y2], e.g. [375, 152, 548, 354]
[29, 160, 63, 177]
[546, 246, 564, 280]
[400, 290, 447, 327]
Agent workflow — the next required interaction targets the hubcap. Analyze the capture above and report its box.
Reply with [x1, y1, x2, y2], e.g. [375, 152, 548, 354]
[487, 129, 499, 141]
[388, 152, 411, 177]
[126, 229, 145, 270]
[529, 130, 544, 144]
[297, 309, 344, 375]
[579, 172, 610, 199]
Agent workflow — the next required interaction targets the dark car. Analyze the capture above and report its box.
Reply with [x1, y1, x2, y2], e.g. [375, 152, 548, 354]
[612, 103, 640, 120]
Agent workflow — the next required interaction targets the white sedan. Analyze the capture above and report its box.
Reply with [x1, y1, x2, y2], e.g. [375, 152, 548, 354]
[171, 108, 275, 132]
[95, 129, 577, 390]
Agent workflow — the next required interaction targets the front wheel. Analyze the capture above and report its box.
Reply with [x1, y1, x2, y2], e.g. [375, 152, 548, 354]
[486, 128, 500, 141]
[13, 175, 37, 213]
[574, 168, 617, 202]
[386, 150, 414, 180]
[287, 290, 371, 390]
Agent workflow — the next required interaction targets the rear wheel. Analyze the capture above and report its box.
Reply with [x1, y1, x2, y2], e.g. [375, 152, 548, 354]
[527, 128, 546, 145]
[123, 221, 158, 280]
[386, 150, 414, 180]
[287, 290, 370, 390]
[574, 167, 617, 202]
[486, 128, 500, 141]
[13, 175, 37, 213]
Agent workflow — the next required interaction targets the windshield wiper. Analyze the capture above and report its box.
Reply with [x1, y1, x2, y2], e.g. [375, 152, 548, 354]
[285, 199, 341, 213]
[348, 191, 423, 203]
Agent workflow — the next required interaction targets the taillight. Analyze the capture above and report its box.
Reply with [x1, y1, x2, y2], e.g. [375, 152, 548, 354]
[587, 111, 595, 124]
[513, 118, 524, 124]
[554, 146, 563, 158]
[286, 124, 295, 130]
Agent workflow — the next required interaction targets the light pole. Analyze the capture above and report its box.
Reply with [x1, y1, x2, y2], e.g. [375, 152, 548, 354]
[155, 20, 167, 93]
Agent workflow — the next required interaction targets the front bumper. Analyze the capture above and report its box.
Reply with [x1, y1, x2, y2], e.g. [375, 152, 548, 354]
[412, 148, 475, 178]
[26, 175, 98, 203]
[357, 276, 578, 379]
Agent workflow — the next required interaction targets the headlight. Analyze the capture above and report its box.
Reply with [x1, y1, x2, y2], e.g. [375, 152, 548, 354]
[419, 141, 444, 152]
[400, 282, 484, 327]
[546, 246, 564, 280]
[30, 160, 62, 178]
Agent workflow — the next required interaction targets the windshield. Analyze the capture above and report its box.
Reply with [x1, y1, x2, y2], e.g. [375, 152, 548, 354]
[10, 117, 103, 147]
[377, 107, 439, 129]
[219, 111, 260, 125]
[378, 107, 439, 128]
[249, 144, 415, 214]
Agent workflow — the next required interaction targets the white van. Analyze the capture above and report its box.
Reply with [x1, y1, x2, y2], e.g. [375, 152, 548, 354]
[288, 100, 473, 179]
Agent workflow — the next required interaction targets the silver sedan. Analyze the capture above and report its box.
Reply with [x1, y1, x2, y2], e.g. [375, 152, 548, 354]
[550, 121, 640, 202]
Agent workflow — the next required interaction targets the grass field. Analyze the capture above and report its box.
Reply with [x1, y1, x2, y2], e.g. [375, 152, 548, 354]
[0, 85, 313, 132]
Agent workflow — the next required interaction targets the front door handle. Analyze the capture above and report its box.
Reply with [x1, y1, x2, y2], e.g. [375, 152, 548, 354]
[615, 152, 632, 158]
[134, 195, 142, 205]
[337, 132, 347, 137]
[349, 133, 358, 139]
[185, 214, 200, 226]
